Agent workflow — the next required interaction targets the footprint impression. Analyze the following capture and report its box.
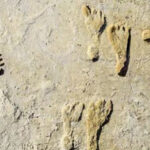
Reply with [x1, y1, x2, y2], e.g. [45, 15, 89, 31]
[142, 29, 150, 42]
[62, 102, 84, 150]
[61, 100, 113, 150]
[107, 22, 131, 76]
[86, 100, 112, 150]
[0, 54, 5, 75]
[82, 5, 106, 62]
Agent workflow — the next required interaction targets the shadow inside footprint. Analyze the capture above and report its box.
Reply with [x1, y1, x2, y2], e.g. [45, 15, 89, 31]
[0, 54, 5, 76]
[92, 56, 99, 62]
[0, 69, 4, 75]
[144, 39, 150, 42]
[99, 16, 107, 35]
[96, 102, 113, 150]
[118, 29, 131, 77]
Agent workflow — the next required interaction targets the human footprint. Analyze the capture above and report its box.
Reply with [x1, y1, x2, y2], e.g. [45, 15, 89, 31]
[82, 5, 106, 61]
[82, 5, 106, 40]
[107, 22, 131, 76]
[62, 102, 84, 150]
[86, 100, 112, 150]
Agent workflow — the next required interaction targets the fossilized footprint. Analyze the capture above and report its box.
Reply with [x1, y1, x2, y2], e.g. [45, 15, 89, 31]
[107, 22, 131, 76]
[62, 102, 84, 150]
[86, 100, 112, 150]
[0, 54, 4, 75]
[142, 29, 150, 41]
[82, 5, 106, 61]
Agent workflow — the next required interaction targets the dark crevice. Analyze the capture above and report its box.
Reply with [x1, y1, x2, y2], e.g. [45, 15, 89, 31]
[96, 102, 113, 150]
[78, 104, 85, 122]
[0, 63, 5, 66]
[92, 56, 99, 62]
[86, 5, 91, 14]
[70, 142, 74, 150]
[0, 54, 4, 76]
[0, 68, 4, 75]
[96, 128, 102, 150]
[102, 102, 113, 126]
[144, 38, 150, 42]
[118, 29, 131, 77]
[99, 16, 107, 35]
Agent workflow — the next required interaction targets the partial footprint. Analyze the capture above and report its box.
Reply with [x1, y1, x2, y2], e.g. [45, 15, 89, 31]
[142, 29, 150, 42]
[87, 43, 99, 62]
[107, 22, 131, 76]
[62, 102, 84, 150]
[82, 5, 106, 61]
[86, 100, 112, 150]
[0, 54, 5, 75]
